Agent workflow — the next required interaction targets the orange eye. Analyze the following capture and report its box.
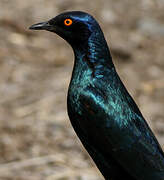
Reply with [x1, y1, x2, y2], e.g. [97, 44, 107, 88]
[64, 19, 73, 26]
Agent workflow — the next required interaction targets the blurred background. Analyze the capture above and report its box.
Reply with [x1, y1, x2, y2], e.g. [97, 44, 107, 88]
[0, 0, 164, 179]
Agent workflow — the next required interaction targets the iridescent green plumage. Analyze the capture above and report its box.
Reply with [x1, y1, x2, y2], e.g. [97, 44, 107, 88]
[30, 11, 164, 180]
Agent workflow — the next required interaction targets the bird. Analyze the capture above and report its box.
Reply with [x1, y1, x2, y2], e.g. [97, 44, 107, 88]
[29, 11, 164, 180]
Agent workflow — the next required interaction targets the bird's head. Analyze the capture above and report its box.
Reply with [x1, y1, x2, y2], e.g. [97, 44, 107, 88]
[29, 11, 102, 53]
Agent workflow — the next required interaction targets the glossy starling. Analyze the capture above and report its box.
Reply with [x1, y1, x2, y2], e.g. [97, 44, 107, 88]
[29, 11, 164, 180]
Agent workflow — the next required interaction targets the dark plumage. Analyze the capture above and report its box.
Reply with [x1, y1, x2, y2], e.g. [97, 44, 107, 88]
[29, 11, 164, 180]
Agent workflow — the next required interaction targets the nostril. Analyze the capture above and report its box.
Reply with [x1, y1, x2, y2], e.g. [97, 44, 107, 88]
[48, 20, 54, 25]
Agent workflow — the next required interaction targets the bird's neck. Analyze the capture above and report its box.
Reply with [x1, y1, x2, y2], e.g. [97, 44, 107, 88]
[73, 30, 114, 72]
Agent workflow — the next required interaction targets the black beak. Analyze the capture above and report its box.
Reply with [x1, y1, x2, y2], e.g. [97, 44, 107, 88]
[29, 21, 53, 31]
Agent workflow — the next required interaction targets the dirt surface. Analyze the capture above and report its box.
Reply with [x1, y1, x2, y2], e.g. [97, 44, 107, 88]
[0, 0, 164, 179]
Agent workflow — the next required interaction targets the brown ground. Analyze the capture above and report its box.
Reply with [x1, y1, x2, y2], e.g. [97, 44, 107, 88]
[0, 0, 164, 179]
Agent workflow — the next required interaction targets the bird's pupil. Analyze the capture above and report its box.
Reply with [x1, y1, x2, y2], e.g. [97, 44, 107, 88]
[66, 20, 70, 24]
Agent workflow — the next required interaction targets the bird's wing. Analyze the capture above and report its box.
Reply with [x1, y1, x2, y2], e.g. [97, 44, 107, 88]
[78, 86, 164, 174]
